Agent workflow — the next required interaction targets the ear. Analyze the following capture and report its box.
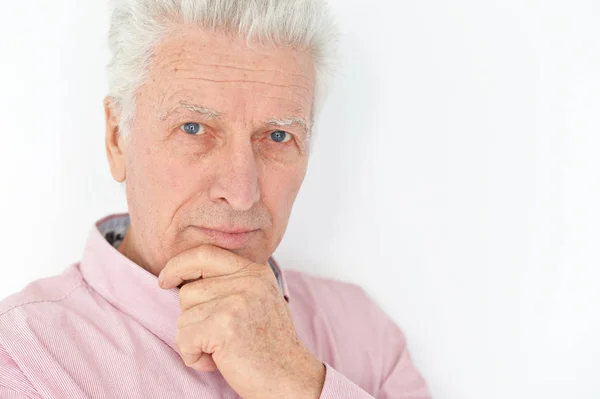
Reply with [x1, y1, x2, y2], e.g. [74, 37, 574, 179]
[104, 96, 127, 183]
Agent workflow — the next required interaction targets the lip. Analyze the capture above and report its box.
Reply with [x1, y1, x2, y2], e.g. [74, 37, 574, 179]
[204, 226, 255, 234]
[189, 226, 256, 250]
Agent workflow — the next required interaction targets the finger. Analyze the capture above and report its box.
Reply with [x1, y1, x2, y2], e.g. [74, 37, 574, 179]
[178, 276, 242, 311]
[179, 343, 217, 372]
[176, 315, 223, 370]
[177, 298, 221, 329]
[159, 245, 263, 289]
[186, 352, 217, 372]
[176, 322, 210, 368]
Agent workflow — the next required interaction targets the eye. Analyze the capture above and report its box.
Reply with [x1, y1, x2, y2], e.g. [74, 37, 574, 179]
[180, 122, 205, 135]
[270, 130, 291, 143]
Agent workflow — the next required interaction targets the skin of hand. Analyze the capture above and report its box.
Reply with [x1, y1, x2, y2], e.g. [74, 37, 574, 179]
[158, 244, 326, 399]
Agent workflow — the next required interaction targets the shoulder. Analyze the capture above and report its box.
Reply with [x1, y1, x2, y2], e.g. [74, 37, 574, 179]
[282, 268, 402, 390]
[283, 268, 391, 332]
[0, 268, 84, 397]
[0, 264, 86, 321]
[284, 268, 368, 305]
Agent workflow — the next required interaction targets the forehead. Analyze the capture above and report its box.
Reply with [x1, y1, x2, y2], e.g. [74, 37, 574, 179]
[141, 26, 316, 122]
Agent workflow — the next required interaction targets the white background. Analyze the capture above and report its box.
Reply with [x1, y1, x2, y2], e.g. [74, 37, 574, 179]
[1, 1, 599, 398]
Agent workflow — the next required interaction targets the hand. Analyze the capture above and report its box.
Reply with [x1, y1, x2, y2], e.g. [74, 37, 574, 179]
[158, 245, 326, 399]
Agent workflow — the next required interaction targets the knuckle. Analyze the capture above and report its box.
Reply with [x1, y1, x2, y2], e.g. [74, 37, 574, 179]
[196, 245, 215, 266]
[170, 255, 183, 275]
[179, 282, 190, 297]
[179, 281, 196, 300]
[176, 330, 193, 354]
[179, 291, 190, 310]
[178, 281, 200, 310]
[192, 330, 204, 349]
[216, 311, 234, 332]
[192, 304, 205, 321]
[227, 293, 248, 314]
[177, 306, 197, 329]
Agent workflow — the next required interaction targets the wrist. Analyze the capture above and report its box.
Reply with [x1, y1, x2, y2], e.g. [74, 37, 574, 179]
[289, 350, 326, 399]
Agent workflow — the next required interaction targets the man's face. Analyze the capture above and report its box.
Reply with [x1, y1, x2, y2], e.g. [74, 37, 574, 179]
[105, 26, 315, 272]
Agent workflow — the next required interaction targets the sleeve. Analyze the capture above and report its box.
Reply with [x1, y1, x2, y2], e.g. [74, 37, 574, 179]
[319, 287, 432, 399]
[0, 343, 42, 399]
[319, 362, 375, 398]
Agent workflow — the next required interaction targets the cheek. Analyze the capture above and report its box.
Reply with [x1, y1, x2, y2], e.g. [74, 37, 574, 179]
[135, 146, 172, 189]
[129, 141, 195, 204]
[260, 167, 306, 249]
[262, 162, 307, 220]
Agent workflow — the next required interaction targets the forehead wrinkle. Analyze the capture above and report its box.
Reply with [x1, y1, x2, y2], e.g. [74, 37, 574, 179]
[155, 76, 312, 120]
[180, 76, 313, 97]
[153, 34, 315, 82]
[174, 64, 313, 84]
[152, 56, 313, 97]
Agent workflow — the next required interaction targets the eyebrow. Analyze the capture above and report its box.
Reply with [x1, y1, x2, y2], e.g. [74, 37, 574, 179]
[268, 117, 312, 139]
[159, 101, 311, 138]
[158, 101, 221, 121]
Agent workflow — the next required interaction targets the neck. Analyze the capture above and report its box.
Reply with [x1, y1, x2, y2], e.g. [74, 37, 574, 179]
[117, 227, 160, 277]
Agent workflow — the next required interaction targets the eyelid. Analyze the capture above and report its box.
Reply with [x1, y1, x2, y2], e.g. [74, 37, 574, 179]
[275, 126, 310, 143]
[270, 128, 292, 135]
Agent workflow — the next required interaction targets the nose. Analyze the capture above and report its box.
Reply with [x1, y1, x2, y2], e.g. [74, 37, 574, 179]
[209, 136, 261, 211]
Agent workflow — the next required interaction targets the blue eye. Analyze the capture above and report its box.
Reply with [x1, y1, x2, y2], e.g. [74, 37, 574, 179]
[270, 130, 291, 143]
[181, 122, 204, 135]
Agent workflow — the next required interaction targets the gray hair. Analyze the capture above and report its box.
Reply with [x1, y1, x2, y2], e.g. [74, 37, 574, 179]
[106, 0, 340, 139]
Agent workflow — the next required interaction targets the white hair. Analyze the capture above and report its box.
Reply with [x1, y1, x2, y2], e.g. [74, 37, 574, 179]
[106, 0, 340, 139]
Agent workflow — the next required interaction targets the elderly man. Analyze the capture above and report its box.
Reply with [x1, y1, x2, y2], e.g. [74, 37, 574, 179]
[0, 1, 430, 398]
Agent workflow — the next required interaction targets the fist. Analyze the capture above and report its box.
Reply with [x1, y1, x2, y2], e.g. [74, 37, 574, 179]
[158, 245, 325, 399]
